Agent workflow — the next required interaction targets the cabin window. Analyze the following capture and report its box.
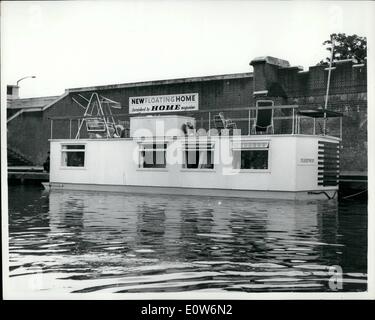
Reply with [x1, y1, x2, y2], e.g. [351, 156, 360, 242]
[61, 144, 85, 167]
[139, 143, 167, 168]
[232, 141, 269, 170]
[183, 143, 214, 169]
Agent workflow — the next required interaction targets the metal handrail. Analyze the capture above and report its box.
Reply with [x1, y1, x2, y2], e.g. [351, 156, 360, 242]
[48, 104, 342, 140]
[47, 105, 299, 120]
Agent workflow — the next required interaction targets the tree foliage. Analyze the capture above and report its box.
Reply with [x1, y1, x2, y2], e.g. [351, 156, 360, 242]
[320, 33, 367, 65]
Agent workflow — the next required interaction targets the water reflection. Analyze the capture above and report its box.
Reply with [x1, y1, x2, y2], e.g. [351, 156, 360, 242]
[8, 185, 367, 294]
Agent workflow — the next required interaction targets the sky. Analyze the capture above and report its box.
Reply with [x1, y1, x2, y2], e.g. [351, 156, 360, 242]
[1, 0, 374, 98]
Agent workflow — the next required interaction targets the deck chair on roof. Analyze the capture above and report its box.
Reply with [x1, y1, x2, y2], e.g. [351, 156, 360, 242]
[214, 114, 225, 130]
[219, 112, 237, 130]
[214, 112, 237, 135]
[252, 104, 274, 134]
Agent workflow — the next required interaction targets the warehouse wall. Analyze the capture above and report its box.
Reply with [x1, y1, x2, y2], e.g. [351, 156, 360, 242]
[280, 61, 367, 172]
[59, 76, 255, 138]
[7, 76, 254, 165]
[7, 111, 45, 164]
[249, 57, 367, 172]
[7, 57, 367, 172]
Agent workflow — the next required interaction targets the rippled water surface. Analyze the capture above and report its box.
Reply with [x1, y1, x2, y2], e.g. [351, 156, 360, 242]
[7, 185, 367, 295]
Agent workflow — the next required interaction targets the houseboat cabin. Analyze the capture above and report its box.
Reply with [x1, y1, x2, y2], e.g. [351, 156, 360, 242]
[47, 97, 341, 200]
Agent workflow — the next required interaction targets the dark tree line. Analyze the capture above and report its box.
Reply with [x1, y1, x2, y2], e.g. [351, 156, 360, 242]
[319, 33, 367, 65]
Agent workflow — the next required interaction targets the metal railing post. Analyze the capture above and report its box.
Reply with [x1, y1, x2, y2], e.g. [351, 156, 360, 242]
[292, 108, 295, 134]
[340, 116, 342, 140]
[296, 115, 301, 134]
[313, 118, 316, 135]
[248, 108, 251, 135]
[77, 119, 80, 139]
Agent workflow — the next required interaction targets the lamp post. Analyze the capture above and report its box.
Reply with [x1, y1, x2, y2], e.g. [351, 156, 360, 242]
[16, 75, 36, 87]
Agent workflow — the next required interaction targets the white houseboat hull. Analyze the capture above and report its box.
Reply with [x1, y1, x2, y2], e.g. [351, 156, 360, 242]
[45, 182, 337, 200]
[48, 134, 340, 200]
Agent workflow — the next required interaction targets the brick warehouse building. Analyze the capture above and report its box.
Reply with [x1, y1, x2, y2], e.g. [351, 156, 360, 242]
[7, 56, 367, 175]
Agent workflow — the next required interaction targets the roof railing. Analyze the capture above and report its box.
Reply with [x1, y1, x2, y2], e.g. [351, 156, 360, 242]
[48, 104, 342, 140]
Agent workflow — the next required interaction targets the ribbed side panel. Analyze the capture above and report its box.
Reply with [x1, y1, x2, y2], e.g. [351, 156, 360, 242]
[318, 141, 340, 186]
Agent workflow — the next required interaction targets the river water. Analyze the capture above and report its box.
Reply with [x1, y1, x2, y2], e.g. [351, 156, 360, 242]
[6, 185, 367, 296]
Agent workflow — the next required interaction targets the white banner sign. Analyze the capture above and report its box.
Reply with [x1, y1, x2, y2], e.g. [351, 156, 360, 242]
[129, 93, 198, 114]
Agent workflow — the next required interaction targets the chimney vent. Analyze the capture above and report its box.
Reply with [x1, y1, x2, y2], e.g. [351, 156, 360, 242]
[7, 85, 20, 100]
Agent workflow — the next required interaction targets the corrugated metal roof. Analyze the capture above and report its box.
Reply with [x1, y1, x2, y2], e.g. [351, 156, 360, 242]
[67, 72, 253, 93]
[7, 96, 61, 109]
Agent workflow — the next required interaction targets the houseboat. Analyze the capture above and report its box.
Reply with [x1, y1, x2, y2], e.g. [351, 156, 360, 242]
[45, 93, 341, 200]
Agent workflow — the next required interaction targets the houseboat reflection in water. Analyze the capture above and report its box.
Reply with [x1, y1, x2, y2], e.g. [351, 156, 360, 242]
[8, 186, 367, 296]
